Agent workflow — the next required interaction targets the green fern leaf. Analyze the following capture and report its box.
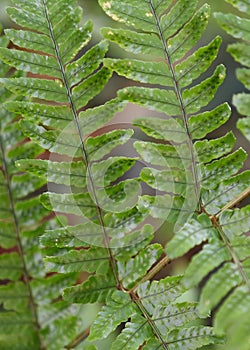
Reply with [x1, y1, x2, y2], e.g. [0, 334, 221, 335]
[189, 103, 231, 139]
[154, 302, 200, 333]
[86, 129, 134, 161]
[0, 312, 39, 350]
[110, 314, 153, 350]
[91, 156, 136, 187]
[134, 141, 189, 168]
[118, 86, 180, 115]
[63, 271, 116, 304]
[1, 77, 68, 102]
[44, 247, 110, 274]
[16, 159, 87, 188]
[101, 27, 165, 57]
[0, 252, 22, 280]
[202, 170, 250, 214]
[41, 221, 104, 248]
[199, 262, 243, 316]
[137, 276, 185, 314]
[89, 290, 136, 341]
[0, 25, 91, 349]
[0, 48, 62, 78]
[113, 225, 155, 262]
[167, 326, 224, 350]
[183, 237, 231, 289]
[71, 67, 112, 109]
[4, 100, 72, 128]
[167, 214, 216, 259]
[182, 64, 225, 114]
[40, 224, 90, 248]
[0, 281, 29, 312]
[104, 207, 147, 239]
[215, 12, 250, 40]
[220, 205, 250, 238]
[40, 192, 96, 218]
[140, 167, 188, 195]
[215, 3, 250, 142]
[1, 0, 248, 348]
[133, 117, 186, 143]
[117, 243, 163, 289]
[237, 111, 250, 142]
[201, 148, 247, 189]
[194, 131, 236, 163]
[214, 285, 250, 335]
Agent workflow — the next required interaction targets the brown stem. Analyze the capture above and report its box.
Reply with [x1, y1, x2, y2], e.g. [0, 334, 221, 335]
[130, 255, 171, 293]
[65, 327, 90, 349]
[216, 187, 250, 216]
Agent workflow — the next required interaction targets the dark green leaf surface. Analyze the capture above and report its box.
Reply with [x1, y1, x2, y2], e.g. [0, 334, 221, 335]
[201, 148, 247, 189]
[63, 271, 116, 304]
[194, 132, 236, 164]
[104, 58, 172, 86]
[202, 170, 250, 214]
[86, 129, 134, 161]
[89, 290, 136, 341]
[1, 77, 68, 103]
[101, 27, 164, 57]
[167, 326, 223, 349]
[118, 87, 181, 115]
[44, 247, 109, 274]
[117, 243, 163, 289]
[199, 263, 243, 316]
[167, 214, 216, 259]
[16, 159, 86, 188]
[110, 314, 152, 350]
[184, 237, 231, 288]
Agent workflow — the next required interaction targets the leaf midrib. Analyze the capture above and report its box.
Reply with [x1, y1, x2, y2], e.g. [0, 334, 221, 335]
[0, 134, 42, 346]
[41, 0, 120, 285]
[149, 0, 201, 211]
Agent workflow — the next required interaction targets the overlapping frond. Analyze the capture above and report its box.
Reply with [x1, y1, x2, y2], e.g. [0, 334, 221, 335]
[88, 277, 223, 350]
[0, 25, 91, 349]
[99, 0, 234, 228]
[0, 1, 194, 349]
[98, 0, 250, 349]
[215, 0, 250, 140]
[215, 0, 250, 142]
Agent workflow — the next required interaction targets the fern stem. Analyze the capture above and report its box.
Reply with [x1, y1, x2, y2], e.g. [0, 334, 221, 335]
[42, 0, 120, 286]
[217, 187, 250, 215]
[0, 136, 44, 349]
[131, 292, 170, 350]
[65, 327, 90, 349]
[130, 255, 171, 293]
[212, 216, 250, 291]
[149, 1, 201, 212]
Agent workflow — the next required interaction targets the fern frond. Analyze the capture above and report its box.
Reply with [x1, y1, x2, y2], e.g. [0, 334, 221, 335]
[0, 33, 42, 349]
[89, 276, 223, 349]
[99, 0, 231, 227]
[215, 0, 250, 141]
[0, 0, 135, 271]
[0, 1, 177, 348]
[0, 26, 92, 349]
[99, 0, 249, 348]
